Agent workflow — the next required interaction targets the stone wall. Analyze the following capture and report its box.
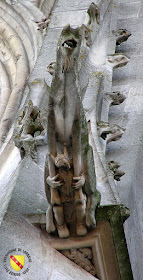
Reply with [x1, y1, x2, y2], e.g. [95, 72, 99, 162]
[107, 0, 143, 279]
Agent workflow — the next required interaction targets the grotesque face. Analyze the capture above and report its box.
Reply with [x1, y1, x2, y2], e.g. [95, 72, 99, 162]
[61, 25, 81, 51]
[110, 92, 126, 106]
[58, 25, 82, 72]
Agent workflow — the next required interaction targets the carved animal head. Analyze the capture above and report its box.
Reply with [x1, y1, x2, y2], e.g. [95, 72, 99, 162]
[108, 160, 120, 170]
[87, 2, 100, 25]
[110, 91, 126, 106]
[107, 54, 130, 68]
[98, 122, 125, 143]
[69, 249, 77, 260]
[47, 62, 56, 75]
[50, 153, 71, 170]
[58, 25, 82, 72]
[108, 161, 125, 181]
[106, 124, 125, 143]
[106, 91, 126, 106]
[116, 29, 131, 45]
[79, 248, 92, 259]
[97, 121, 112, 140]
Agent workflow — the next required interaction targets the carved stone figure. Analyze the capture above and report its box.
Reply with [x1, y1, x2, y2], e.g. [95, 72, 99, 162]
[98, 121, 125, 144]
[20, 101, 44, 138]
[115, 29, 131, 45]
[87, 2, 100, 25]
[14, 100, 45, 161]
[106, 91, 126, 106]
[61, 248, 96, 276]
[44, 25, 100, 239]
[107, 54, 130, 68]
[34, 17, 50, 31]
[108, 161, 125, 181]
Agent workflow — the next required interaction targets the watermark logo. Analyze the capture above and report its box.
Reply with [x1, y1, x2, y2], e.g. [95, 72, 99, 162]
[4, 248, 32, 276]
[10, 255, 25, 271]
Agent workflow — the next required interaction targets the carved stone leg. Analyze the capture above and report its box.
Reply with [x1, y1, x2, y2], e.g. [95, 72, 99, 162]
[75, 192, 87, 236]
[46, 205, 56, 233]
[51, 189, 61, 206]
[75, 188, 85, 204]
[47, 108, 57, 177]
[72, 117, 82, 177]
[47, 109, 63, 208]
[53, 205, 70, 238]
[72, 116, 87, 236]
[86, 195, 97, 227]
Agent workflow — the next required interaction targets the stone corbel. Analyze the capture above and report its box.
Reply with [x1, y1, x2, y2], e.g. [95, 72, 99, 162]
[115, 29, 131, 46]
[107, 54, 130, 68]
[98, 121, 125, 145]
[108, 161, 125, 181]
[78, 2, 100, 70]
[100, 91, 126, 122]
[105, 91, 126, 106]
[78, 0, 110, 70]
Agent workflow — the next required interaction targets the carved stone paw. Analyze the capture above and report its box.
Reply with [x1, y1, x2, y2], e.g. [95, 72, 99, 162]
[46, 174, 63, 188]
[57, 224, 70, 239]
[86, 212, 96, 228]
[76, 223, 87, 237]
[72, 174, 85, 189]
[46, 206, 56, 233]
[85, 265, 96, 276]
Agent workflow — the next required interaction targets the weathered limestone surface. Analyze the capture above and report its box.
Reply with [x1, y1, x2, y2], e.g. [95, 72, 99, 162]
[0, 213, 97, 280]
[0, 0, 114, 279]
[107, 0, 143, 279]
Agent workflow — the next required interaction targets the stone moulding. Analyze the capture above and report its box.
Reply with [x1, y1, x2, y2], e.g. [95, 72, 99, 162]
[51, 221, 121, 280]
[26, 204, 133, 280]
[96, 205, 133, 280]
[51, 205, 133, 280]
[0, 0, 45, 146]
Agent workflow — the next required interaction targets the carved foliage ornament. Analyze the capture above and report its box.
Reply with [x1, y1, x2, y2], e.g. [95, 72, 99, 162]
[61, 247, 96, 277]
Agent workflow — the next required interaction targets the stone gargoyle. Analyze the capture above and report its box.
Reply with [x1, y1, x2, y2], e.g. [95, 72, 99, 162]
[44, 25, 100, 239]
